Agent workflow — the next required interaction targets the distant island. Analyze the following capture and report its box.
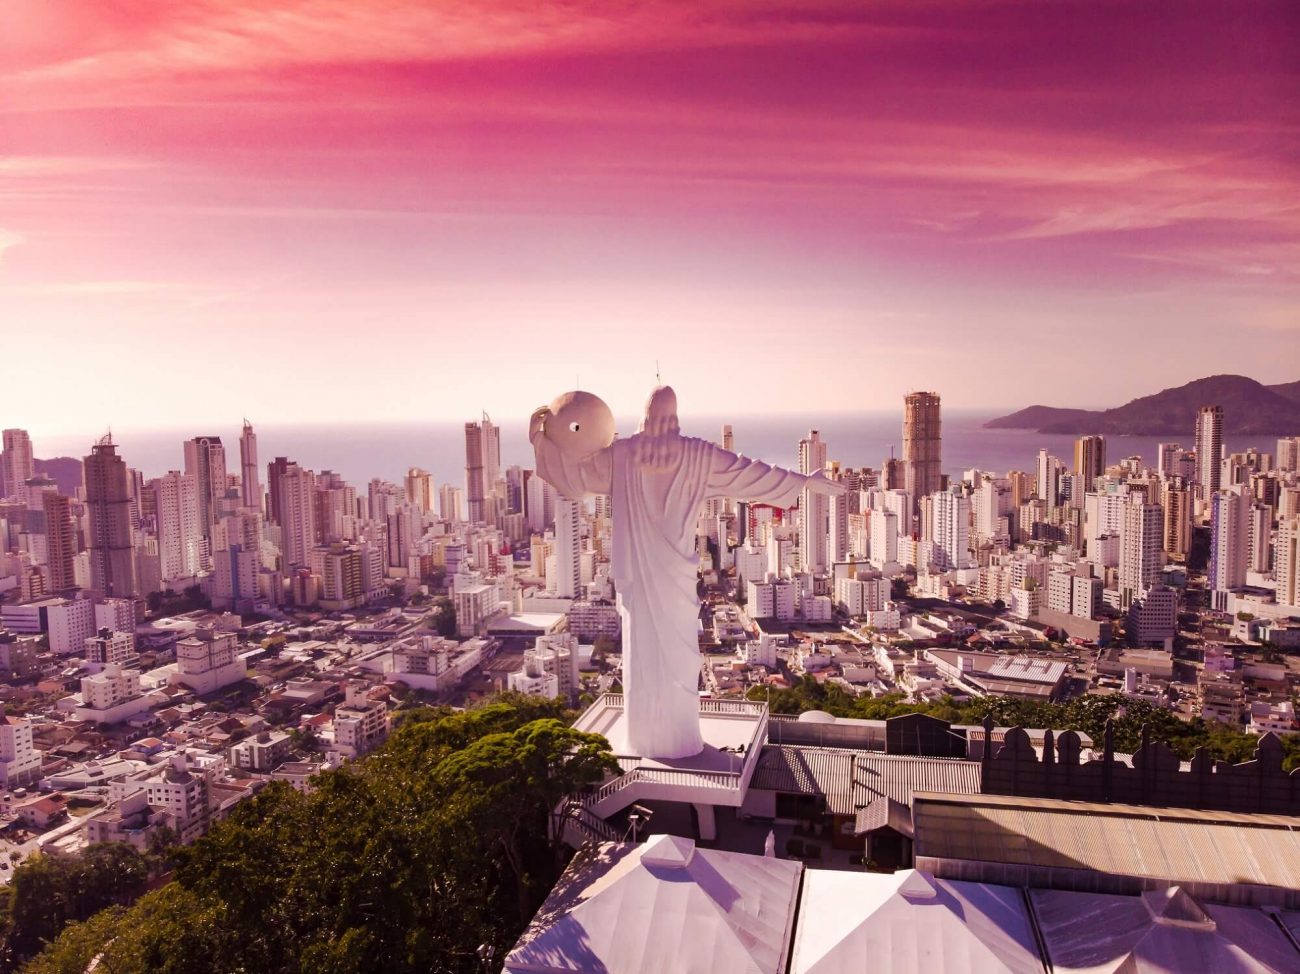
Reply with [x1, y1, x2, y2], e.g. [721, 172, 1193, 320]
[986, 374, 1300, 436]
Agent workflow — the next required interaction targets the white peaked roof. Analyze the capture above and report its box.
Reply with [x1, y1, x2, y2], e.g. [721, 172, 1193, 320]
[790, 869, 1045, 974]
[1030, 886, 1300, 974]
[504, 835, 803, 974]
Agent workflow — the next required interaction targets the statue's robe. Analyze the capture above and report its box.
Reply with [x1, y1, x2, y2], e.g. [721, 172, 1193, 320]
[534, 431, 810, 759]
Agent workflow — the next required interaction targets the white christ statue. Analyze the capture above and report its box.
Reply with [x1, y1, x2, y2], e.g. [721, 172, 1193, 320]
[530, 385, 842, 760]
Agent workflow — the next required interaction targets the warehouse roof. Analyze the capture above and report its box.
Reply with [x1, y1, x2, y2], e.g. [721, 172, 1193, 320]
[912, 792, 1300, 895]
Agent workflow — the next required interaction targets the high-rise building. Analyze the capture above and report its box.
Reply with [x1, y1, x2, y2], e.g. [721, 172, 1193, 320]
[902, 393, 941, 513]
[314, 470, 356, 544]
[42, 492, 77, 592]
[1073, 435, 1106, 492]
[1209, 486, 1249, 611]
[465, 413, 501, 524]
[929, 491, 970, 571]
[504, 466, 525, 515]
[405, 468, 434, 514]
[1277, 517, 1300, 609]
[183, 436, 228, 536]
[1036, 449, 1065, 511]
[1, 429, 35, 503]
[440, 483, 464, 525]
[1118, 497, 1162, 608]
[1277, 437, 1300, 474]
[798, 430, 829, 573]
[265, 456, 292, 525]
[274, 461, 316, 569]
[84, 437, 138, 598]
[553, 497, 581, 598]
[721, 425, 735, 513]
[1160, 480, 1192, 561]
[239, 421, 262, 513]
[153, 471, 205, 583]
[1246, 504, 1271, 575]
[1194, 405, 1223, 499]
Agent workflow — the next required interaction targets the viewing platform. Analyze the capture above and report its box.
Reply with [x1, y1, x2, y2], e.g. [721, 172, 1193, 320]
[571, 694, 769, 832]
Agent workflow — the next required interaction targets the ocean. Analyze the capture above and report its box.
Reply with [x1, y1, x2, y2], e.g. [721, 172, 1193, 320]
[30, 412, 1273, 492]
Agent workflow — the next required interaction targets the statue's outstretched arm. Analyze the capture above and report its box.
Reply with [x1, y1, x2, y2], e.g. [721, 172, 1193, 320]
[705, 445, 843, 507]
[531, 407, 613, 499]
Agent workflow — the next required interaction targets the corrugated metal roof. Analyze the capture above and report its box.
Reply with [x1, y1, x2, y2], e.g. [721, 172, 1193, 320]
[912, 792, 1300, 891]
[752, 746, 858, 814]
[855, 753, 982, 809]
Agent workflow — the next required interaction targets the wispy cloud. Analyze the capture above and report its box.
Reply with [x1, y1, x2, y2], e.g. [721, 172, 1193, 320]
[0, 228, 24, 264]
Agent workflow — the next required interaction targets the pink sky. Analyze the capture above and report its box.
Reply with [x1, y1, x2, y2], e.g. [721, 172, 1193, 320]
[2, 1, 1297, 436]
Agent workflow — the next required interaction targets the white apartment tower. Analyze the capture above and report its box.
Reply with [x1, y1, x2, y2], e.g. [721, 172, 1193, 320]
[1277, 517, 1300, 609]
[1195, 405, 1223, 499]
[154, 471, 206, 582]
[0, 707, 41, 787]
[553, 496, 581, 599]
[1118, 497, 1163, 608]
[798, 430, 829, 573]
[1277, 437, 1300, 474]
[275, 462, 317, 569]
[1209, 485, 1249, 611]
[525, 474, 554, 534]
[929, 491, 970, 571]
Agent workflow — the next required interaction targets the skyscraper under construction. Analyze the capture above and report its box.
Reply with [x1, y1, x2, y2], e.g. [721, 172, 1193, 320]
[903, 391, 942, 514]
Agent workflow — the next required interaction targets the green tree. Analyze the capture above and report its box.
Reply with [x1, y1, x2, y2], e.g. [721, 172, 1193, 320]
[27, 695, 616, 974]
[433, 598, 457, 638]
[2, 843, 153, 970]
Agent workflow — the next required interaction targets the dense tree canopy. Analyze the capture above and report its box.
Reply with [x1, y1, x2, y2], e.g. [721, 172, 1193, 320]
[25, 695, 616, 974]
[1, 843, 156, 972]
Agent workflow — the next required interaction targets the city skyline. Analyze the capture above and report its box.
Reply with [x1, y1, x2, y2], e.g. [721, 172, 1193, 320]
[3, 1, 1297, 431]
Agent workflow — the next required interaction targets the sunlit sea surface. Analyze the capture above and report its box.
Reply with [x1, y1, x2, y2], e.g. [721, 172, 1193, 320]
[35, 412, 1269, 491]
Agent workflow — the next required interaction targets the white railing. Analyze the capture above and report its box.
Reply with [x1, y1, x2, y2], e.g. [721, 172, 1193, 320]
[589, 693, 766, 719]
[581, 765, 744, 809]
[562, 801, 623, 844]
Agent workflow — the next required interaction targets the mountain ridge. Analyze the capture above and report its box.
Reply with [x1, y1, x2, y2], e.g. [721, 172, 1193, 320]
[985, 375, 1300, 436]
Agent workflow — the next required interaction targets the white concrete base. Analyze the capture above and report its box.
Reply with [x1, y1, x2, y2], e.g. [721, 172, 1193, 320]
[573, 694, 769, 820]
[695, 803, 718, 841]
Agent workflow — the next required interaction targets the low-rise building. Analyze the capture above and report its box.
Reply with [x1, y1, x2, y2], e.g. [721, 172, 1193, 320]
[172, 627, 247, 695]
[925, 649, 1069, 702]
[1248, 700, 1295, 735]
[271, 760, 326, 794]
[330, 683, 389, 759]
[391, 634, 487, 692]
[229, 730, 293, 772]
[567, 600, 621, 642]
[76, 664, 153, 724]
[85, 627, 135, 666]
[1199, 670, 1245, 725]
[0, 706, 42, 788]
[144, 754, 212, 844]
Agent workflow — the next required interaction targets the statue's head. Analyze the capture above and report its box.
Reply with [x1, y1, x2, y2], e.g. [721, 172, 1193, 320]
[639, 385, 680, 438]
[542, 391, 616, 459]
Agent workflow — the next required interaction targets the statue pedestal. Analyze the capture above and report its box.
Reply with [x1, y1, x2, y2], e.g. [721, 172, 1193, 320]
[571, 694, 768, 824]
